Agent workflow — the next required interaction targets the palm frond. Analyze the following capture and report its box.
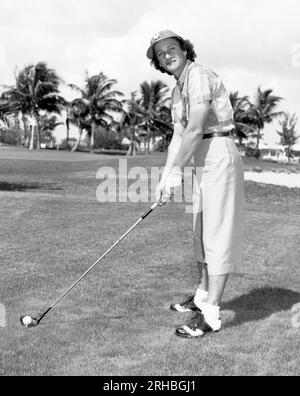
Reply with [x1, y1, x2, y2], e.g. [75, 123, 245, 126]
[68, 84, 86, 98]
[98, 90, 124, 101]
[96, 79, 118, 95]
[235, 122, 256, 133]
[34, 81, 60, 97]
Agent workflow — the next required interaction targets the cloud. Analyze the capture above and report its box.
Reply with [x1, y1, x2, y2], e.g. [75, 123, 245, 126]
[1, 0, 300, 144]
[1, 0, 153, 38]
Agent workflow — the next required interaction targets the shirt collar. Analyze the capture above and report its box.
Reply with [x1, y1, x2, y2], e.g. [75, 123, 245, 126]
[176, 60, 192, 90]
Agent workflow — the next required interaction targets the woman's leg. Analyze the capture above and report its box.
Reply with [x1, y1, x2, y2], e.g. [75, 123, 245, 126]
[197, 261, 209, 291]
[193, 261, 209, 307]
[170, 261, 208, 312]
[207, 274, 229, 306]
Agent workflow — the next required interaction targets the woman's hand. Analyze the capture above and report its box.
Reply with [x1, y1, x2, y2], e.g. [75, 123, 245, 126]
[155, 180, 169, 205]
[156, 167, 183, 205]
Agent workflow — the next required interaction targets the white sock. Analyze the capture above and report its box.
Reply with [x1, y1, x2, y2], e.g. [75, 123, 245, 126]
[194, 289, 208, 307]
[197, 302, 222, 331]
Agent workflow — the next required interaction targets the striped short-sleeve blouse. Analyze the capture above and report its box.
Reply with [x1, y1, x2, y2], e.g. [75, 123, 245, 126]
[171, 60, 235, 137]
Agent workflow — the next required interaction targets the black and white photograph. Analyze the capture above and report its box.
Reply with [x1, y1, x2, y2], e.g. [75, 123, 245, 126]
[0, 0, 299, 378]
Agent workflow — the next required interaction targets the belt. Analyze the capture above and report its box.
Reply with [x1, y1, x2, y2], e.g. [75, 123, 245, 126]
[203, 131, 234, 139]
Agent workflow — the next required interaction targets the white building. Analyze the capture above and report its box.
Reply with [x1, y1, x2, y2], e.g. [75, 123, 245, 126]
[260, 142, 300, 163]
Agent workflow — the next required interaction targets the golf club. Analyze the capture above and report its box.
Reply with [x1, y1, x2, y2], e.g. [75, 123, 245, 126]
[20, 201, 161, 328]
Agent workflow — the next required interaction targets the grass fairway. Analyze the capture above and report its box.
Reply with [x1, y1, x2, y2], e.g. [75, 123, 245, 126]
[0, 148, 299, 376]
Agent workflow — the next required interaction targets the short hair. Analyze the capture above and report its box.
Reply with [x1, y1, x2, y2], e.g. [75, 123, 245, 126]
[151, 38, 197, 75]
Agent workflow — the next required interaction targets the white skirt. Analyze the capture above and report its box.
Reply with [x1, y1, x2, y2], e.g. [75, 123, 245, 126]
[192, 136, 244, 275]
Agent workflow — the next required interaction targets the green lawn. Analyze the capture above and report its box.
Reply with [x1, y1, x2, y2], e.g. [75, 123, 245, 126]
[0, 148, 299, 376]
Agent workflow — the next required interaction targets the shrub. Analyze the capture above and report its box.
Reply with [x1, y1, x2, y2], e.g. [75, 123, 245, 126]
[154, 139, 168, 152]
[94, 127, 123, 150]
[245, 147, 261, 159]
[0, 127, 23, 146]
[58, 138, 77, 151]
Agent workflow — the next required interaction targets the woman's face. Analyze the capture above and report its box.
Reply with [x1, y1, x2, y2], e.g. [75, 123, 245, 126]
[154, 37, 187, 78]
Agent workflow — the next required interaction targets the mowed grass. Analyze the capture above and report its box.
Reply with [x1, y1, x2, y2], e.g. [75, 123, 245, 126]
[0, 148, 299, 376]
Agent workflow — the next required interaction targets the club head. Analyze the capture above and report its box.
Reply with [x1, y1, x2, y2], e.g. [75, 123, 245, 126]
[20, 315, 39, 328]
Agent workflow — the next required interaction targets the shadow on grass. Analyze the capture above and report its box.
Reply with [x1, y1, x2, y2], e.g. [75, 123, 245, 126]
[0, 181, 63, 192]
[223, 287, 300, 328]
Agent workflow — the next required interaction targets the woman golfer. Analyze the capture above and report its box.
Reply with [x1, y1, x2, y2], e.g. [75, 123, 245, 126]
[147, 30, 244, 338]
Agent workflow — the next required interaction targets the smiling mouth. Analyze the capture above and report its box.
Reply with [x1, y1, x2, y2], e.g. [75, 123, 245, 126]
[166, 59, 177, 66]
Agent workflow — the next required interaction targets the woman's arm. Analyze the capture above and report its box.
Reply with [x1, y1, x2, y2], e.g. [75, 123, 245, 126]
[155, 131, 182, 203]
[157, 102, 210, 202]
[173, 101, 210, 168]
[160, 131, 182, 184]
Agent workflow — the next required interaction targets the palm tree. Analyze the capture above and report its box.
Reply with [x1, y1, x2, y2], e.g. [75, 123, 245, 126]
[138, 80, 171, 154]
[122, 91, 143, 156]
[0, 108, 23, 146]
[65, 102, 71, 147]
[0, 101, 10, 130]
[248, 87, 283, 150]
[69, 72, 124, 153]
[277, 112, 299, 162]
[229, 91, 255, 147]
[1, 62, 65, 150]
[0, 98, 19, 121]
[0, 98, 30, 146]
[68, 98, 92, 152]
[39, 114, 63, 147]
[157, 104, 173, 150]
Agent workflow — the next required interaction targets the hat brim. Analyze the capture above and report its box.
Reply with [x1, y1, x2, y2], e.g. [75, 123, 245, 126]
[146, 34, 183, 60]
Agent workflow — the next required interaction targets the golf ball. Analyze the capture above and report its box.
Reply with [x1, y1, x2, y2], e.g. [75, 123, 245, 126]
[22, 316, 32, 326]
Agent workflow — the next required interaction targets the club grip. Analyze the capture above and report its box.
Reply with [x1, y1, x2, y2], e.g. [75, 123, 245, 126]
[141, 202, 159, 219]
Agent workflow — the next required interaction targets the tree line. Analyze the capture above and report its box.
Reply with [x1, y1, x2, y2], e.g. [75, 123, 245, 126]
[0, 61, 298, 159]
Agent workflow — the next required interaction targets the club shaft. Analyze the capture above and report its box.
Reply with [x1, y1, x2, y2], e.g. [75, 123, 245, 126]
[48, 203, 158, 310]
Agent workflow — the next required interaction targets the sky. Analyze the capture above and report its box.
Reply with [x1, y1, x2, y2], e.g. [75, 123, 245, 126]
[0, 0, 300, 146]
